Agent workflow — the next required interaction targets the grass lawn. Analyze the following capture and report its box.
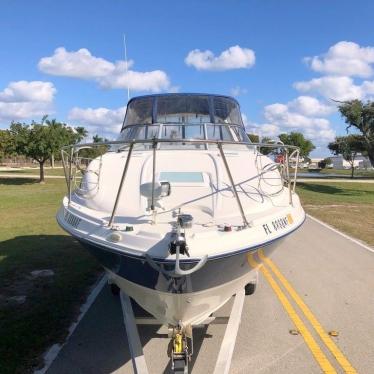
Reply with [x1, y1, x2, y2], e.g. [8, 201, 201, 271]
[297, 182, 374, 246]
[320, 168, 374, 177]
[0, 167, 66, 177]
[0, 178, 101, 374]
[297, 167, 374, 178]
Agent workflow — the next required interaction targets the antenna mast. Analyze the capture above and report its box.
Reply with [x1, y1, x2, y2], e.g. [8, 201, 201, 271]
[123, 34, 130, 102]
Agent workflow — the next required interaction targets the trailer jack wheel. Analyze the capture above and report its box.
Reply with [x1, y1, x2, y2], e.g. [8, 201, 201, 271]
[245, 282, 256, 295]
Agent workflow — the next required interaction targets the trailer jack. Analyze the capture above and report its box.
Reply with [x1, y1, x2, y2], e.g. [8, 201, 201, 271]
[170, 323, 191, 374]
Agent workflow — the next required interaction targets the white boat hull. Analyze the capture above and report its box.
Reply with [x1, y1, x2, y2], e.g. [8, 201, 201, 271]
[107, 266, 256, 326]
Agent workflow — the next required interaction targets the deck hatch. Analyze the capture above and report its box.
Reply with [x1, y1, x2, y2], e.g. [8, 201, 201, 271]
[159, 172, 204, 183]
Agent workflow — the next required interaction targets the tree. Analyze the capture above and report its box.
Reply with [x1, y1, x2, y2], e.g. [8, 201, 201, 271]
[328, 135, 366, 178]
[338, 100, 374, 167]
[92, 134, 109, 143]
[10, 120, 82, 183]
[0, 129, 15, 162]
[259, 136, 274, 155]
[278, 132, 315, 158]
[318, 157, 332, 169]
[246, 133, 259, 143]
[75, 127, 88, 143]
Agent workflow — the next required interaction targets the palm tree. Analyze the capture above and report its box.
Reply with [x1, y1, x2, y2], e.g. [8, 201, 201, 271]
[75, 127, 88, 143]
[44, 117, 58, 168]
[93, 134, 104, 143]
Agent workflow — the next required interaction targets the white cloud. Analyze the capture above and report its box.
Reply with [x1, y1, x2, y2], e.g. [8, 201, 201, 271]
[246, 41, 374, 148]
[260, 99, 336, 143]
[260, 124, 281, 137]
[0, 102, 54, 123]
[185, 45, 255, 71]
[304, 41, 374, 78]
[38, 47, 116, 79]
[264, 102, 330, 130]
[287, 96, 335, 117]
[0, 81, 56, 124]
[0, 81, 56, 103]
[294, 76, 364, 101]
[68, 106, 126, 138]
[245, 121, 280, 139]
[39, 47, 172, 92]
[230, 86, 248, 97]
[98, 62, 171, 91]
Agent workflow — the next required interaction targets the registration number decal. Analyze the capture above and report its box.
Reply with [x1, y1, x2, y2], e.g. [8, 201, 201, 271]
[263, 214, 293, 235]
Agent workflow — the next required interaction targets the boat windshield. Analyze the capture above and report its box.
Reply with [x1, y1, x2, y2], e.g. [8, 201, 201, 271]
[119, 123, 249, 142]
[118, 94, 249, 146]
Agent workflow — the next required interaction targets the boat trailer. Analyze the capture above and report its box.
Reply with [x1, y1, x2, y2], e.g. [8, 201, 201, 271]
[119, 288, 246, 374]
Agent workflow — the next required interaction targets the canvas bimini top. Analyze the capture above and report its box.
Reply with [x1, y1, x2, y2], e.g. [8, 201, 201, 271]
[119, 93, 249, 143]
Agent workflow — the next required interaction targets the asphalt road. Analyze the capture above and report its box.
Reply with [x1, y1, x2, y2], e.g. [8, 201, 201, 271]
[45, 217, 374, 374]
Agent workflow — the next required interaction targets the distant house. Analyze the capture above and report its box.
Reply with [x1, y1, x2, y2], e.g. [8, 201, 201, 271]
[310, 158, 323, 164]
[330, 155, 372, 169]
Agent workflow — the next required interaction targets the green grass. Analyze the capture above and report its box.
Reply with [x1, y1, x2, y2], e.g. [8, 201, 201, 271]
[297, 182, 374, 204]
[0, 178, 101, 374]
[0, 168, 66, 176]
[297, 182, 374, 246]
[319, 168, 374, 177]
[297, 167, 374, 178]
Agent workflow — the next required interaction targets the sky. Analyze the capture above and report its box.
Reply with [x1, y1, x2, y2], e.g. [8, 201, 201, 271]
[1, 0, 374, 157]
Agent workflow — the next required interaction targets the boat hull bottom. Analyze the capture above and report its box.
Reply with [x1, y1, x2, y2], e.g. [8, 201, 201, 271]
[81, 237, 285, 326]
[106, 267, 257, 326]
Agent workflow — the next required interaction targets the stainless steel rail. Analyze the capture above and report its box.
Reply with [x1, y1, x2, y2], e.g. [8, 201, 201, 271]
[61, 138, 300, 149]
[218, 143, 249, 227]
[151, 139, 157, 212]
[108, 142, 134, 227]
[61, 139, 300, 227]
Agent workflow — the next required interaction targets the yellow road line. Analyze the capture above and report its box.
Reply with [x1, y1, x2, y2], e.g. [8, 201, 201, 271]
[258, 250, 357, 374]
[247, 254, 337, 374]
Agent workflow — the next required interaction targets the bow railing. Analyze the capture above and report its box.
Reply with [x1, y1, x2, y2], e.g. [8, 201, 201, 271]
[61, 139, 300, 229]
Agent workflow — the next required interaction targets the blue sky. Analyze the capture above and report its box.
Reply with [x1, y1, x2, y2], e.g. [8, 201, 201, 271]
[1, 0, 374, 156]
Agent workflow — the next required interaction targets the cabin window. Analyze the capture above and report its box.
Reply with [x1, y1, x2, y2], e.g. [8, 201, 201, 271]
[206, 124, 233, 141]
[156, 96, 210, 124]
[124, 98, 153, 126]
[213, 97, 242, 125]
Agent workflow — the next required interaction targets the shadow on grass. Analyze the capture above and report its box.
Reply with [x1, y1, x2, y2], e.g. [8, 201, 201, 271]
[0, 235, 215, 374]
[0, 234, 101, 374]
[298, 183, 344, 195]
[0, 177, 39, 185]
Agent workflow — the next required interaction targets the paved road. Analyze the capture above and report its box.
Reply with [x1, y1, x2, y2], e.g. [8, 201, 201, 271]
[46, 217, 374, 374]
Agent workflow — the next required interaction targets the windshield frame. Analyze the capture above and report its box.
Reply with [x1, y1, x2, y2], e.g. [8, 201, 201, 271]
[121, 94, 244, 130]
[118, 122, 250, 145]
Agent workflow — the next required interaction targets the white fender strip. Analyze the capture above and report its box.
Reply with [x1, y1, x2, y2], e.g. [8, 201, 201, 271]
[213, 288, 245, 374]
[120, 291, 149, 374]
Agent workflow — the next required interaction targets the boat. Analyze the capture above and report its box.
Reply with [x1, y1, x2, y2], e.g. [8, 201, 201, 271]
[57, 93, 305, 370]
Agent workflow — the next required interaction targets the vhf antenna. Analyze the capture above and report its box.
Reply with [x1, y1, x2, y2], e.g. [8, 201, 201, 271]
[123, 34, 130, 102]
